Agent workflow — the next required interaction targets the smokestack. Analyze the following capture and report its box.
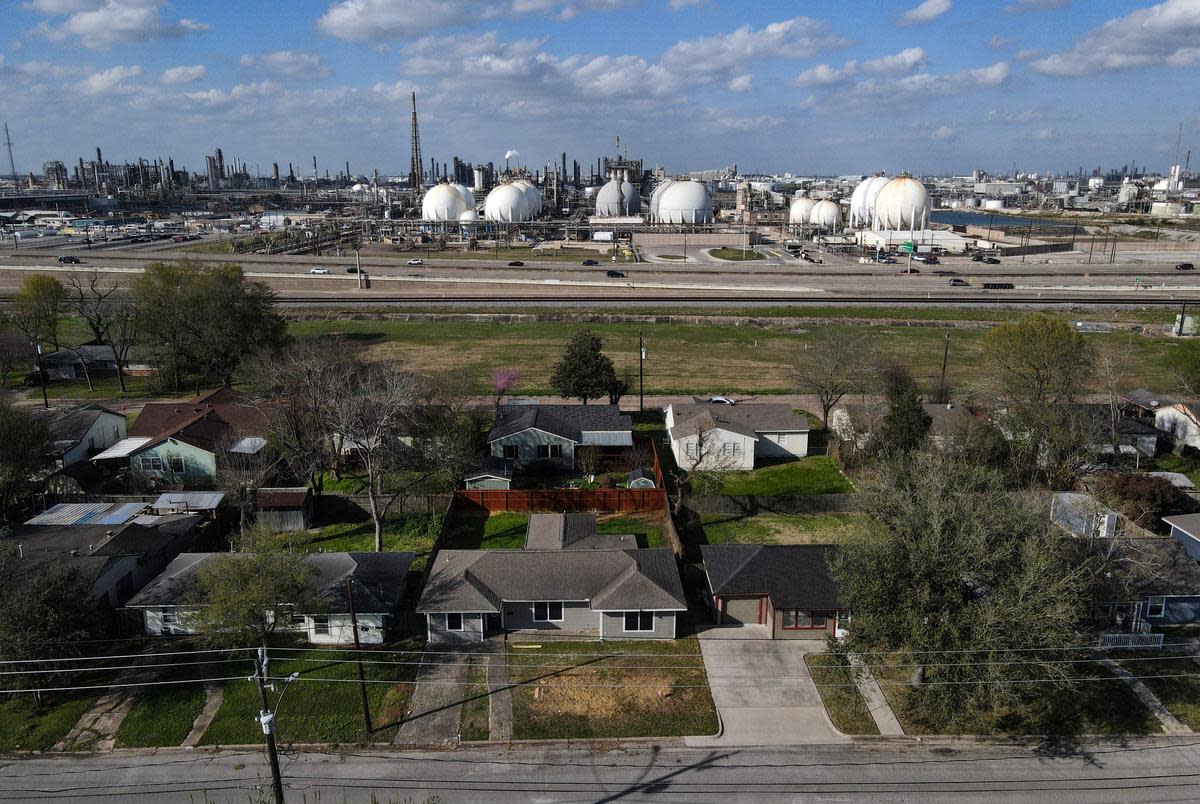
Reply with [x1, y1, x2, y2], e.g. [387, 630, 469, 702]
[345, 160, 350, 180]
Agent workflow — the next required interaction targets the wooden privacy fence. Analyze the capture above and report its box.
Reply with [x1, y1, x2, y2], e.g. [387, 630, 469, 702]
[457, 487, 666, 512]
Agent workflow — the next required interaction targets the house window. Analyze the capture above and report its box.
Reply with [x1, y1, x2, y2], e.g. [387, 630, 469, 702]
[1147, 597, 1166, 618]
[169, 457, 185, 473]
[311, 616, 330, 635]
[113, 426, 119, 440]
[782, 610, 832, 630]
[290, 614, 307, 628]
[684, 442, 698, 458]
[445, 613, 464, 631]
[623, 611, 654, 632]
[139, 456, 163, 472]
[778, 434, 789, 445]
[537, 444, 563, 459]
[502, 445, 519, 460]
[161, 608, 176, 625]
[533, 602, 564, 622]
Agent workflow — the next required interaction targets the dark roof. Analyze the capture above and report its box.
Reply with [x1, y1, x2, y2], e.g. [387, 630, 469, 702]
[129, 388, 269, 453]
[126, 551, 415, 614]
[257, 487, 311, 509]
[834, 402, 973, 439]
[465, 455, 514, 480]
[1123, 389, 1176, 410]
[489, 404, 631, 443]
[1106, 538, 1200, 597]
[1072, 405, 1160, 436]
[524, 512, 636, 550]
[418, 548, 686, 613]
[670, 403, 809, 440]
[40, 343, 146, 366]
[702, 544, 842, 610]
[32, 404, 123, 456]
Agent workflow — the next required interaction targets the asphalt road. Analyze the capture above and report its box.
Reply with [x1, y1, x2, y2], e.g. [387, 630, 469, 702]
[3, 740, 1200, 803]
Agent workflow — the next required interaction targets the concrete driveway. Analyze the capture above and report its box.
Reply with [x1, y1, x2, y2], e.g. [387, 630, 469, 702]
[686, 627, 850, 746]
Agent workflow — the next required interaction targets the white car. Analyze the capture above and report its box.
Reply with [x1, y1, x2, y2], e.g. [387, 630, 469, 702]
[309, 266, 329, 274]
[707, 396, 737, 405]
[407, 258, 424, 265]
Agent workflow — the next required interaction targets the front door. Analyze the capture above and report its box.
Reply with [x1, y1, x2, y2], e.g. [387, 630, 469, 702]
[722, 596, 764, 625]
[484, 613, 502, 635]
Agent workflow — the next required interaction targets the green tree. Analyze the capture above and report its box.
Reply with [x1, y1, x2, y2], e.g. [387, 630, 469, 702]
[877, 388, 932, 453]
[185, 264, 288, 386]
[0, 563, 101, 691]
[550, 329, 618, 405]
[131, 261, 194, 391]
[0, 401, 53, 516]
[835, 453, 1087, 732]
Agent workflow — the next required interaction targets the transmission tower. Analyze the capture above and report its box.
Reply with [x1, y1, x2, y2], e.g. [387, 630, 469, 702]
[3, 123, 16, 182]
[409, 91, 423, 192]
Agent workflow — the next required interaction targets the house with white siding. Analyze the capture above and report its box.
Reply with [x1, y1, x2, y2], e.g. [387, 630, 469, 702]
[33, 404, 126, 468]
[487, 403, 632, 470]
[666, 403, 810, 471]
[126, 551, 414, 645]
[1155, 403, 1200, 451]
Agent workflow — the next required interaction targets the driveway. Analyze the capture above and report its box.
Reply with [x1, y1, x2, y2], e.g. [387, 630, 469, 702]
[686, 627, 849, 746]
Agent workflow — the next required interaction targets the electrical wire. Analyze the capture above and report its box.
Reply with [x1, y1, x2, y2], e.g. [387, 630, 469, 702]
[0, 646, 257, 666]
[0, 656, 253, 677]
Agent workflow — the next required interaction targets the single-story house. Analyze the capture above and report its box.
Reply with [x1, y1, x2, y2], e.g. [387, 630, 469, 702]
[701, 544, 847, 639]
[830, 401, 974, 452]
[1072, 404, 1161, 457]
[418, 547, 686, 644]
[1155, 403, 1200, 451]
[38, 343, 155, 381]
[33, 404, 127, 468]
[256, 487, 314, 531]
[1164, 513, 1200, 561]
[666, 403, 810, 471]
[524, 512, 637, 550]
[152, 491, 226, 517]
[487, 403, 632, 470]
[92, 387, 270, 489]
[464, 456, 514, 490]
[0, 514, 205, 611]
[1122, 389, 1175, 421]
[1089, 533, 1200, 628]
[125, 551, 414, 645]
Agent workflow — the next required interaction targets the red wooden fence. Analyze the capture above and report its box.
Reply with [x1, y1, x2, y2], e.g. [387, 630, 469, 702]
[456, 487, 665, 512]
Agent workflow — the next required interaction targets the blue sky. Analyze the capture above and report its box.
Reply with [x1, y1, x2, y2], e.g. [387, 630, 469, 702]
[1, 0, 1198, 177]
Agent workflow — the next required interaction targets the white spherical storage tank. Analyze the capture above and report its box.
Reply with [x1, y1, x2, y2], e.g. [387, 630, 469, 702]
[595, 178, 641, 216]
[788, 196, 817, 225]
[512, 179, 542, 217]
[655, 180, 713, 224]
[649, 178, 675, 219]
[421, 183, 474, 222]
[808, 199, 843, 232]
[849, 176, 890, 228]
[484, 183, 532, 222]
[872, 176, 930, 231]
[457, 210, 479, 223]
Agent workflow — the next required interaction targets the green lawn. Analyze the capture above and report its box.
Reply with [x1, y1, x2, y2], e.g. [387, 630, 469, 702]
[698, 512, 865, 546]
[281, 512, 443, 568]
[0, 693, 100, 752]
[805, 653, 880, 735]
[442, 510, 530, 549]
[598, 513, 667, 548]
[200, 641, 421, 745]
[459, 657, 491, 742]
[1146, 453, 1200, 490]
[708, 247, 765, 261]
[1118, 655, 1200, 731]
[719, 457, 856, 496]
[506, 639, 717, 740]
[114, 662, 210, 749]
[39, 374, 163, 401]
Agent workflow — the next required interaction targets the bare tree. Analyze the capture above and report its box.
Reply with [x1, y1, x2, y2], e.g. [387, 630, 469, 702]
[1096, 342, 1132, 466]
[257, 340, 343, 494]
[790, 332, 876, 428]
[576, 445, 604, 480]
[215, 440, 282, 547]
[666, 426, 741, 516]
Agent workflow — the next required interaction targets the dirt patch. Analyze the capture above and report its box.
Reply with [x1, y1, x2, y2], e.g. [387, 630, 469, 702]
[528, 668, 678, 719]
[376, 683, 416, 726]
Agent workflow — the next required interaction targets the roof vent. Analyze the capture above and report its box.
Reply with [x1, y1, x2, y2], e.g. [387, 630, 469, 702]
[70, 549, 78, 557]
[946, 403, 954, 410]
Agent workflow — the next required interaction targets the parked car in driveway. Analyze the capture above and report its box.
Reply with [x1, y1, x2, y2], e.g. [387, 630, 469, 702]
[407, 258, 423, 265]
[606, 270, 626, 278]
[57, 255, 81, 264]
[309, 266, 329, 274]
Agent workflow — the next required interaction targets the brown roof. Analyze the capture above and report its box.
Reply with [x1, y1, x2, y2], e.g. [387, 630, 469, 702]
[257, 487, 311, 509]
[129, 388, 269, 453]
[669, 403, 810, 440]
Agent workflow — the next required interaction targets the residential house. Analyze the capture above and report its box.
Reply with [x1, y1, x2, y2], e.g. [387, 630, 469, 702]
[125, 551, 414, 645]
[92, 388, 269, 489]
[1155, 403, 1200, 451]
[1073, 404, 1161, 458]
[666, 403, 810, 471]
[1088, 532, 1200, 629]
[39, 343, 154, 381]
[487, 403, 632, 470]
[419, 543, 686, 644]
[701, 544, 847, 639]
[830, 401, 974, 452]
[464, 456, 514, 490]
[256, 487, 314, 532]
[1164, 513, 1200, 561]
[0, 513, 206, 612]
[1122, 389, 1175, 422]
[33, 404, 127, 468]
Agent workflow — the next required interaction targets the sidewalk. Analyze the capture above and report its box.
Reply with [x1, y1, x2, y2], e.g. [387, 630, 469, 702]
[1098, 656, 1192, 736]
[850, 654, 905, 736]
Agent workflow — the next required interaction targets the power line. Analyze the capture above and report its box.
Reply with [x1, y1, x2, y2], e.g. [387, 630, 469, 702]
[0, 646, 257, 666]
[0, 656, 251, 677]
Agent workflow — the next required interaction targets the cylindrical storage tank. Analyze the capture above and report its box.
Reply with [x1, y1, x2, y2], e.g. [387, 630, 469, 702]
[963, 197, 981, 208]
[1118, 184, 1138, 204]
[472, 167, 485, 191]
[484, 183, 531, 222]
[809, 199, 843, 232]
[788, 196, 817, 225]
[655, 180, 713, 224]
[421, 183, 473, 221]
[872, 176, 930, 230]
[983, 199, 1005, 211]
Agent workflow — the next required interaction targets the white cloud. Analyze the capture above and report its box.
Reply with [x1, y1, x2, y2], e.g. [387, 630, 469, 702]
[862, 47, 927, 73]
[240, 50, 330, 80]
[78, 63, 141, 95]
[1005, 0, 1068, 12]
[1030, 0, 1200, 76]
[794, 62, 852, 87]
[657, 17, 850, 81]
[668, 0, 703, 8]
[987, 108, 1042, 123]
[988, 35, 1012, 49]
[727, 73, 753, 92]
[899, 0, 951, 26]
[794, 47, 924, 87]
[707, 110, 783, 132]
[317, 0, 630, 40]
[929, 125, 956, 141]
[30, 1, 208, 49]
[1032, 127, 1055, 140]
[160, 64, 205, 85]
[370, 79, 419, 102]
[841, 61, 1009, 106]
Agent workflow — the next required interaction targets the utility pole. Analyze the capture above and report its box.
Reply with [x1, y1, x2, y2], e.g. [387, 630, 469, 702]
[1177, 301, 1188, 337]
[253, 648, 286, 804]
[938, 333, 950, 402]
[346, 579, 372, 734]
[35, 342, 48, 409]
[638, 331, 646, 413]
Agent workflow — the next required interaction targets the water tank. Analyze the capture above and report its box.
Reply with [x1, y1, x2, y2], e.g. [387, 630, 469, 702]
[873, 176, 930, 230]
[655, 180, 713, 224]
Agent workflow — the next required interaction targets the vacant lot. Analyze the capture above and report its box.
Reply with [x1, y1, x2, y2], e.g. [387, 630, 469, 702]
[506, 639, 717, 739]
[719, 457, 856, 495]
[708, 247, 765, 261]
[698, 512, 865, 546]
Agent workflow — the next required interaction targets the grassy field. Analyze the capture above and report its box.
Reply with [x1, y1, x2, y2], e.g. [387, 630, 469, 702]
[41, 374, 164, 401]
[805, 654, 880, 735]
[281, 512, 443, 568]
[719, 457, 856, 495]
[697, 512, 865, 546]
[459, 657, 491, 742]
[506, 639, 717, 739]
[708, 247, 765, 261]
[0, 693, 100, 752]
[200, 641, 421, 745]
[1117, 654, 1200, 731]
[114, 662, 210, 748]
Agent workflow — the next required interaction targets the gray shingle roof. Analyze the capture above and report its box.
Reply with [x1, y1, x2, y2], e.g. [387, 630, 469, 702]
[669, 404, 809, 440]
[418, 548, 686, 613]
[702, 544, 842, 610]
[524, 512, 635, 550]
[489, 404, 631, 443]
[32, 404, 122, 457]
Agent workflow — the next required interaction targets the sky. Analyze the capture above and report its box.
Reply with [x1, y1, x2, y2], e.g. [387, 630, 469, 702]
[1, 0, 1198, 178]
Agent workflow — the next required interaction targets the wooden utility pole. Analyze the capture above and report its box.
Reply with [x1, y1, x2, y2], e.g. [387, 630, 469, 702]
[346, 580, 372, 733]
[253, 649, 285, 804]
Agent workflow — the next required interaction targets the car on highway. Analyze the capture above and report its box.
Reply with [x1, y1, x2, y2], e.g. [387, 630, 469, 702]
[949, 278, 969, 287]
[1176, 262, 1195, 271]
[912, 254, 940, 264]
[407, 258, 423, 265]
[508, 260, 525, 266]
[706, 396, 737, 405]
[606, 270, 626, 278]
[57, 255, 81, 264]
[971, 253, 985, 262]
[582, 259, 598, 266]
[931, 270, 957, 276]
[346, 266, 359, 273]
[309, 266, 329, 274]
[983, 257, 1001, 265]
[899, 267, 920, 274]
[875, 256, 896, 264]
